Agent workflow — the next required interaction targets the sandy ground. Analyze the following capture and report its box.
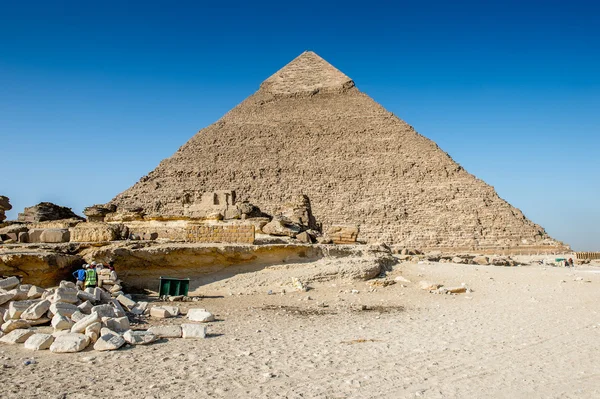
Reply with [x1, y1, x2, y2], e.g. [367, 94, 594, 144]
[1, 259, 599, 399]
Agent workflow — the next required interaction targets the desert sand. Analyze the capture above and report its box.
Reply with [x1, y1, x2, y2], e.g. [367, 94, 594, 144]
[1, 258, 599, 398]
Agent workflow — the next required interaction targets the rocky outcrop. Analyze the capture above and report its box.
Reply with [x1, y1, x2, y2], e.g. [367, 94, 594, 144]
[77, 242, 390, 291]
[0, 196, 11, 223]
[83, 204, 117, 222]
[106, 51, 567, 251]
[0, 249, 82, 286]
[18, 202, 84, 223]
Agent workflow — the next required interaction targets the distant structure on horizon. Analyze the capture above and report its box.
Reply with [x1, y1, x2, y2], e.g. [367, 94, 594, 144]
[108, 51, 568, 252]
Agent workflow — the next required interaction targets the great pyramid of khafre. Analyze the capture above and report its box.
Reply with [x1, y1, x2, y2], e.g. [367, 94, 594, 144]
[110, 51, 566, 251]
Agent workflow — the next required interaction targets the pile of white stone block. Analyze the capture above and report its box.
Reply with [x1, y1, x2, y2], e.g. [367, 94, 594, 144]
[0, 276, 213, 353]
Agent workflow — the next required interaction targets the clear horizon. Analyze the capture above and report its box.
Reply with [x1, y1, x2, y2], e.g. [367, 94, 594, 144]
[1, 1, 598, 250]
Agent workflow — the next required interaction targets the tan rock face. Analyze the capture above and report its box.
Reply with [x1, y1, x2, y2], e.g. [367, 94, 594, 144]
[70, 222, 127, 242]
[0, 250, 81, 288]
[17, 202, 84, 223]
[105, 51, 566, 251]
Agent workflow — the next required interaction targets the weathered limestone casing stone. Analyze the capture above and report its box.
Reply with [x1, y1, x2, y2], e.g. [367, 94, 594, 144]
[23, 333, 54, 350]
[0, 328, 34, 344]
[0, 276, 20, 291]
[0, 290, 16, 305]
[78, 301, 93, 314]
[53, 287, 78, 304]
[21, 299, 51, 320]
[147, 325, 182, 338]
[8, 300, 40, 319]
[1, 319, 31, 333]
[91, 304, 117, 318]
[51, 314, 74, 331]
[123, 329, 158, 345]
[39, 229, 71, 243]
[27, 285, 46, 299]
[70, 311, 86, 322]
[49, 303, 79, 317]
[71, 312, 100, 333]
[94, 333, 125, 351]
[49, 333, 90, 353]
[104, 316, 130, 332]
[181, 323, 207, 339]
[187, 309, 215, 323]
[116, 294, 136, 310]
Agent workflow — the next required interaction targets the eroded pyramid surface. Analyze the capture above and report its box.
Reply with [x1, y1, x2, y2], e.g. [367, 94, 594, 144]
[110, 51, 565, 251]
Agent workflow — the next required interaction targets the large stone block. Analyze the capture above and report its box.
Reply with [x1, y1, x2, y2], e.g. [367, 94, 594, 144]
[123, 329, 157, 345]
[71, 312, 100, 333]
[53, 287, 78, 304]
[116, 294, 136, 310]
[1, 319, 31, 333]
[49, 302, 79, 317]
[104, 316, 130, 332]
[49, 333, 90, 353]
[21, 299, 51, 320]
[0, 328, 34, 344]
[7, 300, 40, 319]
[40, 229, 71, 243]
[70, 222, 124, 242]
[187, 309, 215, 323]
[27, 285, 46, 299]
[0, 290, 16, 306]
[0, 276, 20, 291]
[51, 314, 74, 331]
[148, 325, 182, 338]
[24, 333, 54, 350]
[94, 333, 125, 351]
[91, 304, 117, 318]
[181, 323, 207, 339]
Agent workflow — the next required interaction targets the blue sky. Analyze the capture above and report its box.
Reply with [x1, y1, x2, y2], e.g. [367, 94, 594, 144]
[1, 1, 598, 250]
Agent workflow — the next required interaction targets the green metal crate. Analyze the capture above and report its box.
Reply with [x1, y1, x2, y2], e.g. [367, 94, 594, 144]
[158, 277, 190, 297]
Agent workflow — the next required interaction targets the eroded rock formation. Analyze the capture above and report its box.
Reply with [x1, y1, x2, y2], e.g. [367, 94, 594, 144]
[18, 202, 84, 223]
[0, 196, 11, 223]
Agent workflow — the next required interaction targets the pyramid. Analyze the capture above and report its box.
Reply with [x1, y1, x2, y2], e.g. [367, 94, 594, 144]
[110, 51, 566, 251]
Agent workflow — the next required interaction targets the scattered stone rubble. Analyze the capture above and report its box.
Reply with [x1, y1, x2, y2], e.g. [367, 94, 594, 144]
[0, 275, 213, 354]
[392, 251, 525, 267]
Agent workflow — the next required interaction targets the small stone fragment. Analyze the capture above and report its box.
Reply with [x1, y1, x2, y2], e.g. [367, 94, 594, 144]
[418, 281, 442, 291]
[187, 309, 215, 323]
[181, 323, 207, 339]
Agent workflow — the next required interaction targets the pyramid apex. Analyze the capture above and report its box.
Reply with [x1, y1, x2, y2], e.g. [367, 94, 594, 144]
[261, 51, 354, 95]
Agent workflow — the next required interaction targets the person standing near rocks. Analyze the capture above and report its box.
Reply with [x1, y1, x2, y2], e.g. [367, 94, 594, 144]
[568, 258, 574, 269]
[72, 264, 87, 290]
[85, 263, 98, 288]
